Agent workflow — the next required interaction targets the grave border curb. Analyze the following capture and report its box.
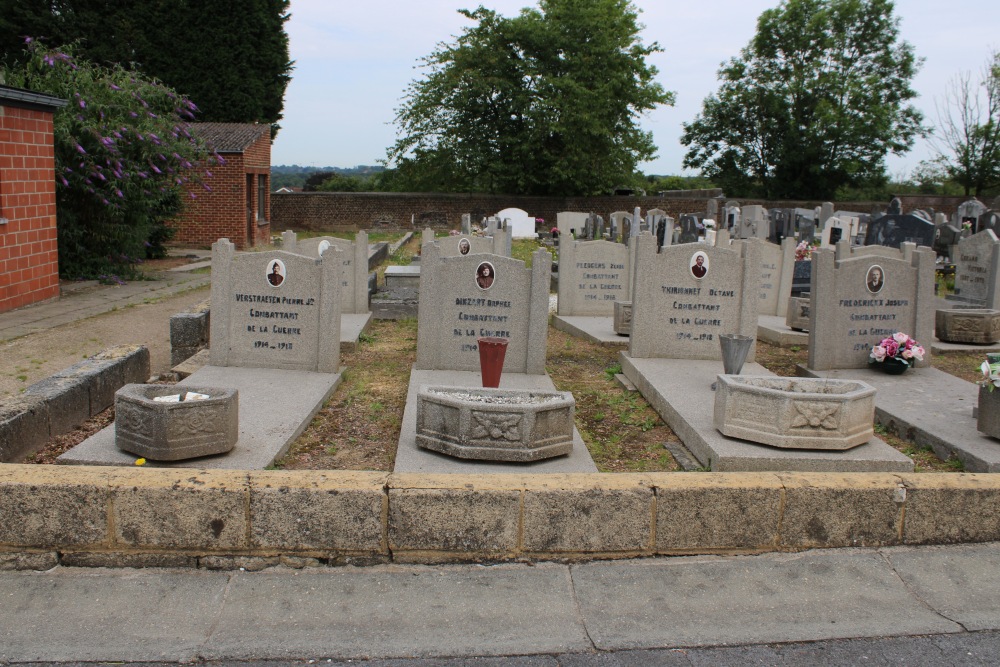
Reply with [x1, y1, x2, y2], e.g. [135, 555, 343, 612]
[1, 466, 998, 570]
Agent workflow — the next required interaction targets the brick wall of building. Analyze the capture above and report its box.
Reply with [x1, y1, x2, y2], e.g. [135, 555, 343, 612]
[0, 104, 60, 314]
[170, 132, 271, 249]
[271, 192, 976, 234]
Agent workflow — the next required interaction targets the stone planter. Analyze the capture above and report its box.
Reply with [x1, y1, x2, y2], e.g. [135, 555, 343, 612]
[115, 384, 238, 461]
[416, 386, 575, 462]
[977, 385, 1000, 439]
[935, 308, 1000, 344]
[613, 301, 632, 336]
[714, 375, 875, 450]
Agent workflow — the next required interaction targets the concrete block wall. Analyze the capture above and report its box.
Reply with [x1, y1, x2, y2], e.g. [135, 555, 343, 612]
[170, 132, 271, 250]
[2, 468, 1000, 570]
[0, 103, 60, 313]
[0, 345, 150, 463]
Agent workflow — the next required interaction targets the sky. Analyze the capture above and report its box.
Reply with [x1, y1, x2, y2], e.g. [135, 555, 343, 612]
[271, 0, 999, 179]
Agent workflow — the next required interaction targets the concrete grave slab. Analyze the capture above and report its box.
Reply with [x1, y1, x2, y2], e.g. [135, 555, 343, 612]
[384, 265, 420, 289]
[757, 314, 809, 347]
[800, 365, 1000, 472]
[395, 368, 597, 473]
[551, 315, 630, 347]
[620, 354, 913, 472]
[58, 365, 341, 469]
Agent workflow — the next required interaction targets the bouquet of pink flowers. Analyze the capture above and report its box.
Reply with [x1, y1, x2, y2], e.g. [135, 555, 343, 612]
[794, 240, 815, 262]
[869, 332, 925, 366]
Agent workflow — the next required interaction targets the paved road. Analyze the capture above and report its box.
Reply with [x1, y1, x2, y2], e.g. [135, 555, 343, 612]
[2, 542, 998, 664]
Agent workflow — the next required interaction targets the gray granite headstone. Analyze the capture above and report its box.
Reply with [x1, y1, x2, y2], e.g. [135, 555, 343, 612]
[707, 198, 719, 221]
[769, 208, 795, 243]
[609, 211, 631, 243]
[210, 239, 341, 373]
[422, 227, 510, 257]
[556, 211, 589, 238]
[798, 218, 816, 244]
[980, 211, 1000, 235]
[820, 216, 859, 249]
[281, 231, 369, 314]
[723, 201, 741, 232]
[415, 242, 550, 374]
[951, 229, 1000, 308]
[737, 205, 769, 239]
[556, 239, 631, 316]
[750, 237, 796, 317]
[807, 242, 935, 370]
[628, 232, 759, 361]
[461, 213, 472, 235]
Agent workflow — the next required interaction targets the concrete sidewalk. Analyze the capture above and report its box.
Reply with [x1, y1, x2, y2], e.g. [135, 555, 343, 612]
[0, 251, 211, 343]
[1, 542, 998, 663]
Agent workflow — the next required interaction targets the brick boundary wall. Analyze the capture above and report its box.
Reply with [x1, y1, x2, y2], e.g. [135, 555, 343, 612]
[0, 104, 60, 313]
[1, 467, 998, 570]
[271, 192, 975, 234]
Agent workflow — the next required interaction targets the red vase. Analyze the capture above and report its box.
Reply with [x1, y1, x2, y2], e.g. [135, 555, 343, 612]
[477, 337, 509, 388]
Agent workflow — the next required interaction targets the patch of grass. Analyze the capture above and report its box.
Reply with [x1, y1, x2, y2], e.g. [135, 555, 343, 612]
[16, 375, 27, 382]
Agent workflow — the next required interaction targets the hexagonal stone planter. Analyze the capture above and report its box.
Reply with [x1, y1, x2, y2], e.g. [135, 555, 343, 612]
[416, 386, 575, 461]
[935, 308, 1000, 344]
[713, 375, 875, 450]
[613, 301, 632, 336]
[115, 384, 238, 461]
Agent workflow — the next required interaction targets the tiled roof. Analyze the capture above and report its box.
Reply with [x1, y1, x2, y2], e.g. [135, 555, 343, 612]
[189, 123, 270, 153]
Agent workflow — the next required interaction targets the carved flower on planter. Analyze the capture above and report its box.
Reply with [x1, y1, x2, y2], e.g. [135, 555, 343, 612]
[471, 412, 522, 441]
[791, 402, 840, 430]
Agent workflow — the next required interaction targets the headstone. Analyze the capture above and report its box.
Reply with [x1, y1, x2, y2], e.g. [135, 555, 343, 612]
[723, 202, 741, 232]
[955, 199, 987, 231]
[595, 215, 606, 241]
[798, 218, 816, 244]
[583, 214, 594, 241]
[632, 207, 642, 238]
[751, 237, 796, 317]
[423, 228, 510, 258]
[210, 239, 341, 373]
[980, 210, 1000, 236]
[950, 230, 1000, 308]
[644, 208, 667, 236]
[819, 202, 835, 227]
[281, 231, 369, 314]
[887, 197, 903, 215]
[678, 215, 700, 244]
[819, 216, 859, 250]
[461, 213, 472, 235]
[707, 198, 719, 221]
[556, 239, 631, 316]
[737, 205, 769, 239]
[621, 216, 633, 241]
[415, 243, 550, 374]
[628, 232, 759, 361]
[610, 211, 631, 243]
[807, 242, 935, 370]
[496, 207, 536, 238]
[556, 211, 590, 238]
[769, 208, 795, 243]
[864, 213, 935, 249]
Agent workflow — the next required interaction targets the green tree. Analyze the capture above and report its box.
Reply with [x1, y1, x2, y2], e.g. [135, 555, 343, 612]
[387, 0, 674, 196]
[0, 0, 292, 136]
[928, 50, 1000, 197]
[3, 41, 221, 279]
[681, 0, 924, 200]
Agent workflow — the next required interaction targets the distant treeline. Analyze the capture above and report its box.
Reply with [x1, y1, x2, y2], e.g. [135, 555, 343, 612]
[271, 165, 385, 191]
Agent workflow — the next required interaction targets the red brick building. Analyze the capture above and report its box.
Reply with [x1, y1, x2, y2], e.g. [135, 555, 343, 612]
[170, 123, 272, 249]
[0, 85, 65, 314]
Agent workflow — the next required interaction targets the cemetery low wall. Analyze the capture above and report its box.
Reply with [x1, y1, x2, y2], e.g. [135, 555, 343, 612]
[0, 346, 149, 463]
[2, 467, 999, 570]
[271, 192, 973, 233]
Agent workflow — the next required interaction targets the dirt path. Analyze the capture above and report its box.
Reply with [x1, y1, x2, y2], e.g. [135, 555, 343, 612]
[0, 286, 210, 400]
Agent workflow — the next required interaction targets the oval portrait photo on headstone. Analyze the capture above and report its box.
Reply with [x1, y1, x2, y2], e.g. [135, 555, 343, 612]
[266, 259, 286, 287]
[317, 240, 331, 257]
[458, 238, 471, 255]
[866, 264, 884, 294]
[690, 251, 709, 279]
[476, 261, 495, 290]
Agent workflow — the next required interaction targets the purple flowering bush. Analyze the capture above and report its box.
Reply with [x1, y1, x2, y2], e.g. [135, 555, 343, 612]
[3, 40, 225, 279]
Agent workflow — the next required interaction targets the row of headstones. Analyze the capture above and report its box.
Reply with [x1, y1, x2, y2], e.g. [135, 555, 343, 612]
[424, 226, 932, 373]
